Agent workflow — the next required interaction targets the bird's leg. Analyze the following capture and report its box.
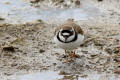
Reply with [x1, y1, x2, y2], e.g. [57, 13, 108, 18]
[65, 50, 69, 63]
[71, 50, 76, 58]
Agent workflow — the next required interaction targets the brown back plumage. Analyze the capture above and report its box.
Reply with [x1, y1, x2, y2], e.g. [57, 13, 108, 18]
[54, 19, 84, 35]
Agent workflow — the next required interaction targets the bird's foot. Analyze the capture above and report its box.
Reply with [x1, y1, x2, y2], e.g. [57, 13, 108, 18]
[71, 52, 77, 58]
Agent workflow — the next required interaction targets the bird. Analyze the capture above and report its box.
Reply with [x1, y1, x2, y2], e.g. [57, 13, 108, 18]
[54, 19, 84, 62]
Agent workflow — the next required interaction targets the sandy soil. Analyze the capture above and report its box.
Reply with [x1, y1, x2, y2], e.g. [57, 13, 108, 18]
[0, 19, 120, 80]
[0, 0, 120, 80]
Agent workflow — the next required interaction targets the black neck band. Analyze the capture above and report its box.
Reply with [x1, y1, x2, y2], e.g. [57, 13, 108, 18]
[57, 31, 77, 43]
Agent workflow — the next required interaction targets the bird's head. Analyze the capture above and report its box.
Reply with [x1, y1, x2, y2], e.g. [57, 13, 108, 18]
[58, 26, 76, 43]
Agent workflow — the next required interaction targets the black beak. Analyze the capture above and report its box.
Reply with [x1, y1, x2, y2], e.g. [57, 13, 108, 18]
[63, 35, 69, 42]
[63, 35, 69, 39]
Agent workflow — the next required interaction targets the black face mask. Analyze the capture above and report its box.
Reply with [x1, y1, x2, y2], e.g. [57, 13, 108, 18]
[57, 30, 77, 43]
[61, 30, 73, 36]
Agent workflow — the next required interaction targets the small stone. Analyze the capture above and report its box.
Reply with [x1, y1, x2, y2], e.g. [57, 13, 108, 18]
[75, 0, 80, 5]
[23, 53, 28, 55]
[60, 0, 64, 3]
[30, 0, 40, 3]
[113, 46, 120, 54]
[5, 37, 10, 39]
[91, 54, 97, 57]
[53, 63, 57, 65]
[39, 49, 45, 53]
[98, 0, 103, 2]
[4, 2, 10, 4]
[110, 13, 114, 15]
[59, 71, 70, 75]
[11, 63, 18, 67]
[2, 46, 15, 52]
[4, 73, 12, 76]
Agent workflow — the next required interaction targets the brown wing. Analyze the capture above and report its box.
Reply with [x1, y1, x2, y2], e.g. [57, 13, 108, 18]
[72, 23, 84, 35]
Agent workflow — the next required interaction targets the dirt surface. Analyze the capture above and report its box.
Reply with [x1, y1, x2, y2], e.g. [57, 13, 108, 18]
[0, 0, 120, 80]
[0, 18, 120, 79]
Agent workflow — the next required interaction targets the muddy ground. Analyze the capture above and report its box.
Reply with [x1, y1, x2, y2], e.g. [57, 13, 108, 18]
[0, 0, 120, 80]
[0, 18, 120, 80]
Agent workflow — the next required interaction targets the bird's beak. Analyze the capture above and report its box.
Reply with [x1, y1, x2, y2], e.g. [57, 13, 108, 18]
[63, 35, 69, 42]
[65, 38, 67, 42]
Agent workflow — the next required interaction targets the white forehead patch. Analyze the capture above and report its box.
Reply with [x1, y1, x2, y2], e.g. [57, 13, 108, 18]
[62, 33, 70, 36]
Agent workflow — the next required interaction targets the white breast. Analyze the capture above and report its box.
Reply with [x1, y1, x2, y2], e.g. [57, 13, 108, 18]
[54, 34, 84, 50]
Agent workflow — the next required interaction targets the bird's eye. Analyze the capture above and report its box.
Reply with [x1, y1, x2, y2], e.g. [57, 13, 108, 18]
[70, 31, 74, 35]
